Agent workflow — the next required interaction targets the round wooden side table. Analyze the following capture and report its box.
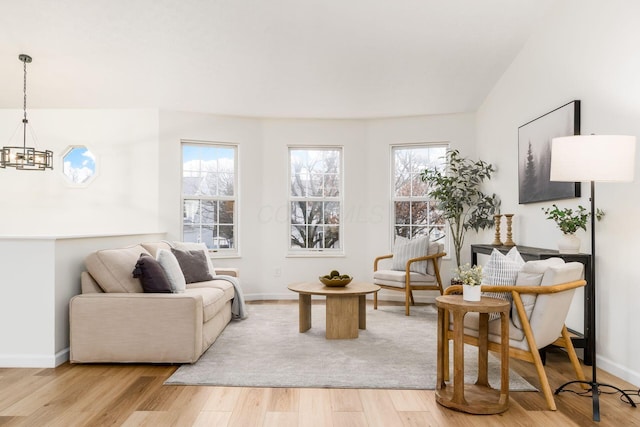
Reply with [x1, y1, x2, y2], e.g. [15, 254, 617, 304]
[435, 294, 510, 414]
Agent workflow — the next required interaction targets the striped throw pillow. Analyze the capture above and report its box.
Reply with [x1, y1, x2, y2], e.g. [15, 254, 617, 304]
[391, 236, 430, 274]
[482, 247, 525, 320]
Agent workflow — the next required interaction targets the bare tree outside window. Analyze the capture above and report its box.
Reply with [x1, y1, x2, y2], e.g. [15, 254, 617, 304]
[182, 143, 237, 251]
[392, 145, 447, 246]
[289, 147, 342, 252]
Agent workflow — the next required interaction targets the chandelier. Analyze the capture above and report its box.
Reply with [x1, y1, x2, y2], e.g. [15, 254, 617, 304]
[0, 54, 53, 170]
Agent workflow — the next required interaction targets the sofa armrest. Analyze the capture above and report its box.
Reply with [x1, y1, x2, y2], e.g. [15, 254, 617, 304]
[215, 267, 239, 278]
[69, 293, 205, 363]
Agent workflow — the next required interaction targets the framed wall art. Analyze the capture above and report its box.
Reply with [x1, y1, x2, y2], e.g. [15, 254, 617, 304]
[518, 100, 581, 204]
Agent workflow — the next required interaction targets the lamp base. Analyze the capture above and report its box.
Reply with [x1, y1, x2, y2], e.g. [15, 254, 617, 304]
[555, 380, 636, 422]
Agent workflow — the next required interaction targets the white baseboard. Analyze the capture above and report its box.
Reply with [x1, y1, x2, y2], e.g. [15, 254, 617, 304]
[0, 347, 68, 368]
[598, 355, 640, 388]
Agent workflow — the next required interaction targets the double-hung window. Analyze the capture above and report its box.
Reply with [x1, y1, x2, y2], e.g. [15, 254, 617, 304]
[289, 147, 343, 254]
[392, 144, 447, 246]
[181, 141, 238, 253]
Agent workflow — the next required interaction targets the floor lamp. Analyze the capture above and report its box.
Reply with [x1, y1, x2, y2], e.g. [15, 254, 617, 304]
[549, 134, 637, 422]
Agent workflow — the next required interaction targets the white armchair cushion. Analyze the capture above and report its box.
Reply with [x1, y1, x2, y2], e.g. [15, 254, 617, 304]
[373, 269, 435, 288]
[391, 236, 429, 273]
[512, 257, 565, 329]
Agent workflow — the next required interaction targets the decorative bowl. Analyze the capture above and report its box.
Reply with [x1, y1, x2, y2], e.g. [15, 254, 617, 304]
[319, 276, 353, 287]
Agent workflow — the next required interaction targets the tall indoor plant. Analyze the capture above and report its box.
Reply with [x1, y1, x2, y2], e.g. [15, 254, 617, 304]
[421, 149, 500, 267]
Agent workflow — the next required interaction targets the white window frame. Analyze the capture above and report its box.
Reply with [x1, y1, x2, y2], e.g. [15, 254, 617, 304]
[390, 143, 449, 253]
[288, 145, 344, 257]
[181, 140, 239, 256]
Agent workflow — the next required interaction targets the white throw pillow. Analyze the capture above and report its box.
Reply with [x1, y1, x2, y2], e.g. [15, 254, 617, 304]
[391, 236, 430, 274]
[156, 249, 187, 293]
[482, 247, 525, 320]
[173, 241, 217, 276]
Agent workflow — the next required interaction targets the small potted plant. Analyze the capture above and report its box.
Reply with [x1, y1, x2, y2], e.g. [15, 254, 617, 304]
[454, 263, 483, 301]
[542, 204, 604, 253]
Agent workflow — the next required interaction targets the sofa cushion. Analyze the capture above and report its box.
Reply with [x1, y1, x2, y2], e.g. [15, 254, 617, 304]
[391, 236, 430, 274]
[185, 287, 228, 323]
[140, 241, 172, 258]
[187, 279, 235, 302]
[85, 244, 149, 293]
[132, 254, 173, 293]
[171, 248, 215, 283]
[156, 249, 187, 293]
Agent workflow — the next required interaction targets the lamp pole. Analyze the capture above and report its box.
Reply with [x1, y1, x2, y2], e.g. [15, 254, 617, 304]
[554, 181, 636, 422]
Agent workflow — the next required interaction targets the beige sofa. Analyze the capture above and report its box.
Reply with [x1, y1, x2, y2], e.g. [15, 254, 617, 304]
[69, 241, 238, 364]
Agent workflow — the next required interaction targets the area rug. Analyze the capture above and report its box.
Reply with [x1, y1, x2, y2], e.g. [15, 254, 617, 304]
[165, 303, 536, 391]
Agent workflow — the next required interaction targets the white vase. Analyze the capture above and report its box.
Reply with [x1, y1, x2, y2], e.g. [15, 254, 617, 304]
[463, 284, 481, 302]
[558, 233, 580, 254]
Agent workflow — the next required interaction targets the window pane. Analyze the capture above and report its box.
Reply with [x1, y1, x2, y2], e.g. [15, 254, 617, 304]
[395, 202, 410, 224]
[324, 225, 340, 249]
[291, 201, 306, 224]
[201, 200, 217, 223]
[218, 173, 235, 196]
[219, 201, 234, 224]
[291, 225, 305, 248]
[323, 201, 340, 224]
[307, 201, 323, 225]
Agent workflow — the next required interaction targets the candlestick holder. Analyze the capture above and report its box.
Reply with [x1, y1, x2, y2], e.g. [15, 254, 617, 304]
[504, 214, 515, 246]
[492, 214, 503, 245]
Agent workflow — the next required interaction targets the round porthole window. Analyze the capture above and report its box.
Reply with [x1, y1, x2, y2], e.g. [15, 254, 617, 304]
[62, 145, 97, 185]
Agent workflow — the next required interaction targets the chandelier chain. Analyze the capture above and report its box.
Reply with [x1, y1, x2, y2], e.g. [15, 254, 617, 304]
[23, 57, 28, 123]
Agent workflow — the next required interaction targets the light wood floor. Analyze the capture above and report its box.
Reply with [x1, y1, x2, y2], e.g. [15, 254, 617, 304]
[1, 302, 639, 427]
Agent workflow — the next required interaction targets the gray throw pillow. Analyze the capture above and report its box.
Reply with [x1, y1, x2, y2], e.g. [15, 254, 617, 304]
[132, 253, 173, 293]
[171, 248, 214, 284]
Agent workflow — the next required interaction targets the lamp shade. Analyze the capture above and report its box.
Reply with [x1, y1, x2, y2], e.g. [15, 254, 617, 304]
[550, 135, 636, 182]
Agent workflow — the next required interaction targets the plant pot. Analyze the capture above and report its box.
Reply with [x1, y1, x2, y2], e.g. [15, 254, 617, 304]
[558, 233, 580, 254]
[463, 284, 481, 302]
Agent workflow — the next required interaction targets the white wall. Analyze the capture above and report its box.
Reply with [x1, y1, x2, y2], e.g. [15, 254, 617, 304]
[476, 0, 640, 386]
[0, 109, 162, 236]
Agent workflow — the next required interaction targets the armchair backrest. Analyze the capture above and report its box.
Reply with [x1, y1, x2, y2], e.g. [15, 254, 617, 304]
[527, 262, 584, 349]
[427, 242, 445, 275]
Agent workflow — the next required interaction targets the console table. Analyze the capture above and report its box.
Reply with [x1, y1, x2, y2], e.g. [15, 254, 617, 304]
[470, 244, 593, 366]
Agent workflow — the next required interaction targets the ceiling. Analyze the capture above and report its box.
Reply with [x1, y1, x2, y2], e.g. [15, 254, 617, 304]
[0, 0, 557, 119]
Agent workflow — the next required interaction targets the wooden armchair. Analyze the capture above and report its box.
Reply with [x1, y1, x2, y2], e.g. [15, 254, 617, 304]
[441, 260, 587, 410]
[373, 241, 446, 316]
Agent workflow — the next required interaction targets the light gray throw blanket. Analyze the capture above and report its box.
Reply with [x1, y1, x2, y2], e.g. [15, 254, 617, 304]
[212, 274, 248, 320]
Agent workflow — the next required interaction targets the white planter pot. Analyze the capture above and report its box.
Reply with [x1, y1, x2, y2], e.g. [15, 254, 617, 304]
[463, 284, 482, 302]
[558, 233, 581, 254]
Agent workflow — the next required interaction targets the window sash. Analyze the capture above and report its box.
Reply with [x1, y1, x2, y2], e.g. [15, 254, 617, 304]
[391, 144, 447, 248]
[181, 142, 238, 253]
[289, 146, 343, 253]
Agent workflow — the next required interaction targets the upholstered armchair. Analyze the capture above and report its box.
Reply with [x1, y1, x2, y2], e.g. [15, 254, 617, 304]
[441, 259, 587, 410]
[373, 238, 446, 316]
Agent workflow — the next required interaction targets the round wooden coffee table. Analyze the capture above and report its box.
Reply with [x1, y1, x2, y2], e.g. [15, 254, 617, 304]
[287, 282, 380, 339]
